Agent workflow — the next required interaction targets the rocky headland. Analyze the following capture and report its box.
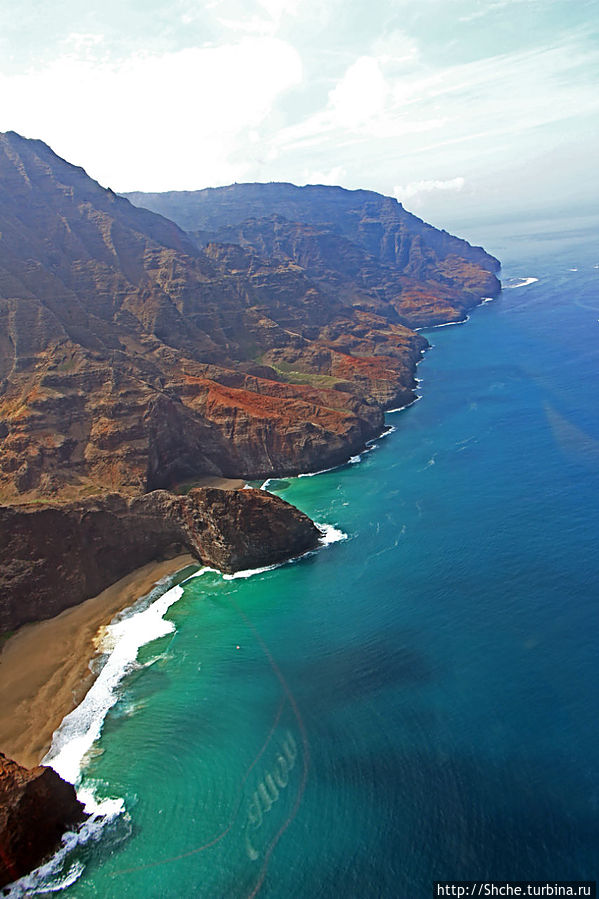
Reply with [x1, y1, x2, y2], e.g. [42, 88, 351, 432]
[0, 486, 320, 633]
[0, 128, 500, 631]
[0, 752, 87, 888]
[0, 130, 501, 885]
[0, 132, 499, 511]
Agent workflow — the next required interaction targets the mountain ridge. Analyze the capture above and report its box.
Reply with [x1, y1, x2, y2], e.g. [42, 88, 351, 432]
[0, 131, 500, 505]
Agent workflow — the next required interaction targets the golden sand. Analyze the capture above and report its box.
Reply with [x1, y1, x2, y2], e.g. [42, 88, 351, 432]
[0, 554, 195, 768]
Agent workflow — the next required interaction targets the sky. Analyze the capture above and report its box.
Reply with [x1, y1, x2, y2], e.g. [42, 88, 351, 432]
[0, 0, 598, 229]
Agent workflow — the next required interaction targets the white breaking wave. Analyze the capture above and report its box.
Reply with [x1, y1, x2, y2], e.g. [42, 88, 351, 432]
[4, 792, 124, 897]
[43, 570, 211, 785]
[222, 562, 281, 580]
[503, 277, 538, 289]
[386, 395, 422, 414]
[414, 315, 469, 332]
[346, 445, 377, 465]
[296, 426, 395, 477]
[365, 425, 395, 448]
[187, 566, 218, 579]
[434, 315, 469, 329]
[297, 464, 339, 478]
[223, 522, 348, 578]
[315, 522, 348, 546]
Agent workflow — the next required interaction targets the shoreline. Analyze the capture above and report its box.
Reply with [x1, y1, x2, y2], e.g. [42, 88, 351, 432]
[176, 475, 246, 491]
[0, 554, 195, 769]
[0, 292, 497, 775]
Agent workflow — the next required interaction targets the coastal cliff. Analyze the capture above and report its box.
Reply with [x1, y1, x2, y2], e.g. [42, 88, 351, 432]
[0, 128, 502, 635]
[125, 182, 500, 329]
[0, 132, 502, 888]
[0, 131, 499, 505]
[0, 752, 86, 888]
[0, 129, 503, 638]
[0, 487, 321, 633]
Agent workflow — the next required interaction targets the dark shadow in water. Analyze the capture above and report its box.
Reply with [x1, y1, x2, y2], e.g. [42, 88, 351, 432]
[291, 745, 599, 899]
[285, 633, 437, 711]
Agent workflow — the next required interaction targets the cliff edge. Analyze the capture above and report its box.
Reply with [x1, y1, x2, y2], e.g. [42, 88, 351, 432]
[0, 132, 500, 504]
[0, 752, 87, 888]
[0, 487, 321, 634]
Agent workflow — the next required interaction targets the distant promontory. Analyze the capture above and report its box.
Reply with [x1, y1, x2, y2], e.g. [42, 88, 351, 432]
[0, 131, 500, 629]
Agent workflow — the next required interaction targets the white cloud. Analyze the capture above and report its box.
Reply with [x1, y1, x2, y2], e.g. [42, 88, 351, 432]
[394, 177, 466, 201]
[271, 33, 599, 197]
[217, 0, 304, 36]
[301, 164, 347, 185]
[329, 56, 388, 127]
[256, 0, 303, 22]
[370, 29, 420, 70]
[0, 37, 303, 190]
[0, 2, 597, 219]
[458, 0, 540, 23]
[63, 32, 105, 51]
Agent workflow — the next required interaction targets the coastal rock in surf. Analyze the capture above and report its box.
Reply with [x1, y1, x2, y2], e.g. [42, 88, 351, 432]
[0, 752, 87, 888]
[179, 486, 321, 572]
[0, 487, 320, 633]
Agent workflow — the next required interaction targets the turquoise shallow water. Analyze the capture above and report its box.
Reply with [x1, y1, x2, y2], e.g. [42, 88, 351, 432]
[15, 213, 599, 897]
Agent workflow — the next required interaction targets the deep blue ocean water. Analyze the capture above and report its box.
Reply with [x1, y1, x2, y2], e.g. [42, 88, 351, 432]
[15, 212, 599, 898]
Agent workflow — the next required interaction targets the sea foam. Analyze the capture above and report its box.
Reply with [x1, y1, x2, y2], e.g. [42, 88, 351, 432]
[223, 522, 348, 579]
[298, 464, 340, 478]
[43, 570, 210, 785]
[4, 790, 124, 897]
[315, 523, 348, 546]
[222, 562, 281, 580]
[386, 395, 422, 414]
[503, 276, 539, 289]
[414, 315, 470, 332]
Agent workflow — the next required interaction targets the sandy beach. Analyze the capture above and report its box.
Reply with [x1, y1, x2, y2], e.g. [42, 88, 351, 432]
[184, 476, 247, 490]
[0, 554, 195, 769]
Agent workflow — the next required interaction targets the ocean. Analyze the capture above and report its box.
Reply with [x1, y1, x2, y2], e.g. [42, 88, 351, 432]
[11, 212, 599, 898]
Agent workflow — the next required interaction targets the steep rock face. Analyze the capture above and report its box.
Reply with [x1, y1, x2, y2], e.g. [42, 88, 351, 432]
[181, 487, 320, 572]
[207, 210, 499, 328]
[125, 182, 501, 322]
[0, 752, 87, 888]
[0, 133, 499, 501]
[0, 487, 321, 633]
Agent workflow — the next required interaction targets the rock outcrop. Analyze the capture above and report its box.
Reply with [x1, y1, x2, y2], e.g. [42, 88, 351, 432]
[0, 136, 505, 889]
[0, 132, 500, 503]
[0, 487, 321, 633]
[0, 752, 87, 888]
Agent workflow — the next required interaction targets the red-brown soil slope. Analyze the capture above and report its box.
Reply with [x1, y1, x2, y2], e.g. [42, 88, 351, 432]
[1, 134, 499, 503]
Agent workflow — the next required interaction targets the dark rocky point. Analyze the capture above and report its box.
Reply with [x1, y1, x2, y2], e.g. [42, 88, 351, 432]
[0, 131, 501, 886]
[0, 752, 87, 888]
[0, 487, 321, 633]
